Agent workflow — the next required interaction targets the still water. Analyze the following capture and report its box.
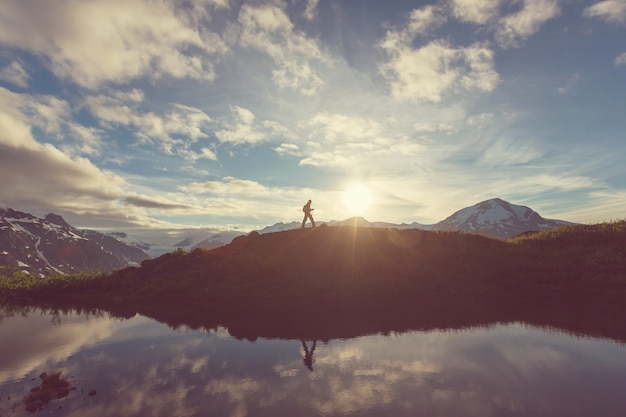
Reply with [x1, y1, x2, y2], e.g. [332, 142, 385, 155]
[1, 305, 626, 417]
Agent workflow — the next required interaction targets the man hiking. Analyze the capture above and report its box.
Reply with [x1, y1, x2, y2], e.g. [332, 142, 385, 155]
[301, 199, 315, 228]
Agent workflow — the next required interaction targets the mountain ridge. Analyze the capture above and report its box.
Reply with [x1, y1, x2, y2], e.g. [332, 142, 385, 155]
[257, 198, 573, 239]
[0, 208, 149, 276]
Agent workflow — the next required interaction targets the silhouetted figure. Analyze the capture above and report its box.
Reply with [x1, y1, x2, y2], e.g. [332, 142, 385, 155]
[301, 339, 317, 371]
[301, 199, 315, 228]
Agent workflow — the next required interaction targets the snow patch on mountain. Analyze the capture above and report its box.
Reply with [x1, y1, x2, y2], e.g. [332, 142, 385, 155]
[433, 198, 574, 239]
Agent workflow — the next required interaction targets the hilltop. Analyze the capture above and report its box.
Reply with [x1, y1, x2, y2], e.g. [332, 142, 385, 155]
[2, 221, 625, 305]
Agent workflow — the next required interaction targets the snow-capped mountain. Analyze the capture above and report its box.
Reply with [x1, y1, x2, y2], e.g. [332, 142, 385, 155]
[0, 208, 149, 277]
[432, 198, 573, 239]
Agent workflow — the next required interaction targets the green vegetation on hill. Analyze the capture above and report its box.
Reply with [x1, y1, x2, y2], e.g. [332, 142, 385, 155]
[1, 221, 625, 304]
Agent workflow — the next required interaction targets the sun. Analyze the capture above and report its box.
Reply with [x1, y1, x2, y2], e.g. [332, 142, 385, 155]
[342, 184, 372, 216]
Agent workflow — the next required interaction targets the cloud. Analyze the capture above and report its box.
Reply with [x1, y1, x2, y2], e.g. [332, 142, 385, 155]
[495, 0, 561, 48]
[556, 72, 581, 94]
[270, 111, 426, 167]
[237, 3, 332, 95]
[584, 0, 626, 24]
[178, 176, 321, 223]
[449, 0, 502, 25]
[182, 177, 268, 196]
[274, 142, 302, 157]
[305, 111, 384, 143]
[0, 86, 106, 157]
[124, 195, 197, 211]
[215, 105, 290, 145]
[0, 0, 227, 88]
[84, 90, 216, 159]
[297, 132, 424, 168]
[0, 94, 126, 215]
[479, 138, 543, 166]
[0, 60, 30, 87]
[616, 51, 626, 66]
[406, 5, 448, 35]
[303, 0, 320, 21]
[0, 310, 120, 384]
[378, 37, 500, 103]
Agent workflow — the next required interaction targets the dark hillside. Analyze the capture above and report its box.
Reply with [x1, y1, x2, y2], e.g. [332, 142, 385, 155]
[109, 225, 511, 299]
[1, 222, 625, 303]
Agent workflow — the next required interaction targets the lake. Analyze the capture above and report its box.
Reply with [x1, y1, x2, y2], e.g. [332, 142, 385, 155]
[1, 300, 626, 417]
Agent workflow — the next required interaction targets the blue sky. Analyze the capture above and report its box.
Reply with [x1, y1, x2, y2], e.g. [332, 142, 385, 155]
[1, 0, 625, 232]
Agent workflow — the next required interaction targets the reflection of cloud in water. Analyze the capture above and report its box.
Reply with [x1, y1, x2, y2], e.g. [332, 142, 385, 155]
[0, 311, 119, 382]
[205, 377, 262, 417]
[2, 310, 626, 417]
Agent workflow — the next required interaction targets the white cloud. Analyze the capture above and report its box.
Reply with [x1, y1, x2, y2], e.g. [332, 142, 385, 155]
[407, 5, 448, 35]
[303, 0, 320, 21]
[182, 177, 271, 196]
[449, 0, 502, 25]
[0, 0, 227, 88]
[215, 105, 289, 145]
[479, 139, 543, 166]
[615, 51, 626, 66]
[0, 87, 106, 156]
[274, 142, 302, 157]
[237, 3, 331, 95]
[84, 91, 215, 159]
[379, 38, 500, 103]
[305, 111, 383, 142]
[495, 0, 561, 48]
[288, 111, 426, 167]
[178, 176, 318, 222]
[66, 124, 105, 156]
[0, 60, 30, 87]
[413, 121, 458, 134]
[584, 0, 626, 24]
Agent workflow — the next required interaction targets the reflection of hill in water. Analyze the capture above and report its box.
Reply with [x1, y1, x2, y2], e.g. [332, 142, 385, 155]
[11, 291, 623, 344]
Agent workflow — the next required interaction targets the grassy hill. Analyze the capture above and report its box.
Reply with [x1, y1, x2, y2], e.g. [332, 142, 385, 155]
[1, 221, 625, 304]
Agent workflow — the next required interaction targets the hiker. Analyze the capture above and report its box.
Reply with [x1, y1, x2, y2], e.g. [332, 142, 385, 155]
[301, 199, 315, 228]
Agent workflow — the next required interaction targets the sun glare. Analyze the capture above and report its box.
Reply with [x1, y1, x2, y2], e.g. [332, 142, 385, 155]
[343, 184, 372, 216]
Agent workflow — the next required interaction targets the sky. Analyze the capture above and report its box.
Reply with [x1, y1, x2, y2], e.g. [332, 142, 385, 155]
[1, 0, 625, 233]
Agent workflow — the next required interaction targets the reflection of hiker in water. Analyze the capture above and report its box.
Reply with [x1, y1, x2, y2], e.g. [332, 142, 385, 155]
[301, 339, 317, 371]
[301, 199, 315, 228]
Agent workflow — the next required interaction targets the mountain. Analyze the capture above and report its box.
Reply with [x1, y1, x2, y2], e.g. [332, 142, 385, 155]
[0, 208, 149, 276]
[333, 217, 375, 228]
[256, 218, 430, 234]
[255, 198, 568, 239]
[432, 198, 573, 239]
[192, 231, 246, 251]
[256, 221, 311, 234]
